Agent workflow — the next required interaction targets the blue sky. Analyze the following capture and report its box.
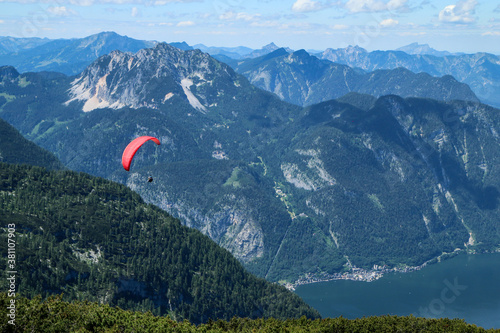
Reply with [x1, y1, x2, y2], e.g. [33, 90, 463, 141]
[1, 0, 499, 54]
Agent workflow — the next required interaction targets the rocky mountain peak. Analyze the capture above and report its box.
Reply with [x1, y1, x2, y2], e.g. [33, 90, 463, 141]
[320, 45, 367, 63]
[263, 42, 279, 51]
[248, 43, 294, 58]
[65, 43, 237, 112]
[285, 49, 325, 68]
[345, 45, 367, 53]
[291, 49, 310, 58]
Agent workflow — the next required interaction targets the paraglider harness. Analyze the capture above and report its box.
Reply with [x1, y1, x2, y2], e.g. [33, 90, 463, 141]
[147, 176, 153, 183]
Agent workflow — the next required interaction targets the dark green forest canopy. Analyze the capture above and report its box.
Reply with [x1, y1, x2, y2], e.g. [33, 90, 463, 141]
[0, 294, 496, 333]
[0, 163, 319, 324]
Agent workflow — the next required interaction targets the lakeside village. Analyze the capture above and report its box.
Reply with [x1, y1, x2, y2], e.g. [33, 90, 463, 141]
[282, 247, 500, 291]
[282, 265, 412, 291]
[282, 249, 439, 291]
[283, 264, 424, 291]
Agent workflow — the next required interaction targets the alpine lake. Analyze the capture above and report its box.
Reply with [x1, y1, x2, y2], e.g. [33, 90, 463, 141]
[295, 253, 500, 330]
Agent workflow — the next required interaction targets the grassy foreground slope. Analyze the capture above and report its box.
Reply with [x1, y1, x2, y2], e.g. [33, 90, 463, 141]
[0, 294, 496, 333]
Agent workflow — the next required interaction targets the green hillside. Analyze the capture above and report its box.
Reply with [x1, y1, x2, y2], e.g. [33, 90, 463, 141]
[0, 163, 319, 324]
[0, 117, 64, 170]
[259, 96, 500, 280]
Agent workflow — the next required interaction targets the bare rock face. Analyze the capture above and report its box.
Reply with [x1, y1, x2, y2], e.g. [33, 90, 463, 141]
[172, 202, 265, 263]
[219, 210, 264, 263]
[127, 175, 265, 264]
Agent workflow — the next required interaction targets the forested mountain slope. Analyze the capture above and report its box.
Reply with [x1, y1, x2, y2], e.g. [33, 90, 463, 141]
[261, 96, 500, 278]
[0, 163, 319, 323]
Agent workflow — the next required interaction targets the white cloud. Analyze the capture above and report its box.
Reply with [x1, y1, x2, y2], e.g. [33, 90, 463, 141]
[332, 24, 349, 29]
[219, 11, 260, 22]
[0, 20, 4, 24]
[344, 0, 407, 13]
[250, 20, 281, 28]
[438, 0, 477, 24]
[380, 18, 398, 27]
[280, 21, 316, 30]
[154, 0, 186, 5]
[47, 6, 76, 16]
[292, 0, 328, 13]
[482, 31, 500, 36]
[386, 0, 406, 10]
[71, 0, 94, 6]
[398, 31, 426, 36]
[176, 21, 195, 27]
[131, 7, 141, 17]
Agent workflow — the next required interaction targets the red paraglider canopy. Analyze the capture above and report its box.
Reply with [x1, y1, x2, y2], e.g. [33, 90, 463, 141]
[122, 136, 161, 171]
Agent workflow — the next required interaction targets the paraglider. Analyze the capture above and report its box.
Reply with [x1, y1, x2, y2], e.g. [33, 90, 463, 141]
[122, 136, 161, 173]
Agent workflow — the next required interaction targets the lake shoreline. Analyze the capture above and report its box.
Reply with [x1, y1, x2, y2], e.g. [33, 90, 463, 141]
[292, 251, 500, 330]
[285, 248, 500, 291]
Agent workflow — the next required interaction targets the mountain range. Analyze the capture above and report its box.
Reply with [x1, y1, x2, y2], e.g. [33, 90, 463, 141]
[227, 48, 479, 106]
[1, 32, 499, 108]
[0, 31, 156, 75]
[315, 45, 500, 108]
[0, 36, 52, 55]
[1, 39, 499, 285]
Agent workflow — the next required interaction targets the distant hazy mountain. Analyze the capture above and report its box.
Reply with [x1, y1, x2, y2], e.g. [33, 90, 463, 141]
[247, 42, 293, 58]
[193, 44, 254, 59]
[231, 48, 479, 106]
[193, 42, 294, 60]
[0, 36, 52, 55]
[169, 41, 193, 51]
[317, 45, 500, 108]
[0, 31, 157, 75]
[1, 44, 499, 285]
[396, 43, 457, 57]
